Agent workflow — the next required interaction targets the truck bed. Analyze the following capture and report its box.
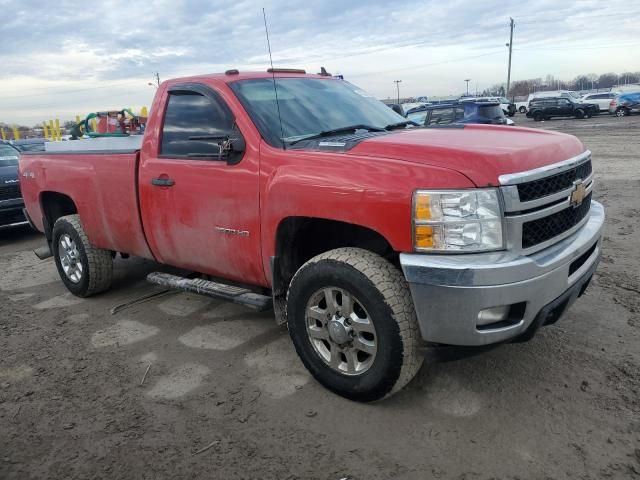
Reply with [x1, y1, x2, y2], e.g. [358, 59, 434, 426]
[19, 150, 154, 260]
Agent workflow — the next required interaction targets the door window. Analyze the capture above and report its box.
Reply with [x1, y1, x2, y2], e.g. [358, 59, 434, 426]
[161, 91, 235, 158]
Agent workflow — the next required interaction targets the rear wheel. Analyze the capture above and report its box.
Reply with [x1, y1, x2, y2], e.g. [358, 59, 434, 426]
[287, 248, 424, 402]
[52, 214, 113, 297]
[616, 107, 629, 117]
[519, 106, 527, 114]
[533, 111, 544, 121]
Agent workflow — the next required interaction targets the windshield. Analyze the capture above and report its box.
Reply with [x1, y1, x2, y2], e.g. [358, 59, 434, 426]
[229, 78, 405, 146]
[0, 144, 20, 167]
[498, 97, 510, 103]
[568, 91, 581, 99]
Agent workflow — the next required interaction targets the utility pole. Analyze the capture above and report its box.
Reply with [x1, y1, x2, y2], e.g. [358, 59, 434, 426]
[464, 79, 471, 95]
[154, 72, 160, 86]
[506, 17, 514, 98]
[393, 80, 402, 104]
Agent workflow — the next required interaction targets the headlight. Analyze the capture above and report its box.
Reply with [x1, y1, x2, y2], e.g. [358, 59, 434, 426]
[413, 189, 504, 252]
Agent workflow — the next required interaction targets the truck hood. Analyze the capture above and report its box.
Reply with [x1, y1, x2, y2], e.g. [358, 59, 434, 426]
[348, 125, 586, 186]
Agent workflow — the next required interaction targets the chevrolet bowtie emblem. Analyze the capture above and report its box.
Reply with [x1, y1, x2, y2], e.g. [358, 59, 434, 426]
[570, 181, 586, 207]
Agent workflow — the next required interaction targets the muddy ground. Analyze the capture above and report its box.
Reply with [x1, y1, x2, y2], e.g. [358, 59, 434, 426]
[1, 113, 638, 480]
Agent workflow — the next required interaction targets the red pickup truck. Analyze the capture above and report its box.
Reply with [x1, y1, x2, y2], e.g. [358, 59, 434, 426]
[20, 70, 604, 401]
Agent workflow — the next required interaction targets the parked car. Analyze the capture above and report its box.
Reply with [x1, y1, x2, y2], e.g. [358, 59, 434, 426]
[515, 100, 528, 114]
[520, 90, 583, 113]
[526, 97, 598, 121]
[460, 96, 516, 116]
[0, 142, 26, 227]
[406, 101, 514, 126]
[20, 70, 603, 401]
[388, 103, 405, 116]
[11, 138, 46, 152]
[387, 102, 428, 117]
[609, 92, 640, 116]
[579, 92, 618, 112]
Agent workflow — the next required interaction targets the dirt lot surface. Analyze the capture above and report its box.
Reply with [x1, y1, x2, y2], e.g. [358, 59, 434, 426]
[1, 114, 639, 480]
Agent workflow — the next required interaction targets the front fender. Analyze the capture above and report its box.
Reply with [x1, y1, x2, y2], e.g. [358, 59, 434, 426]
[259, 147, 475, 281]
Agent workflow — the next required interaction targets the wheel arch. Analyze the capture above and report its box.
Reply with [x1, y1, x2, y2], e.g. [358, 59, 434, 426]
[271, 216, 396, 296]
[40, 191, 78, 242]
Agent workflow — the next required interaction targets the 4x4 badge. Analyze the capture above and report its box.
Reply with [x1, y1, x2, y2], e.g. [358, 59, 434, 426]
[570, 181, 586, 207]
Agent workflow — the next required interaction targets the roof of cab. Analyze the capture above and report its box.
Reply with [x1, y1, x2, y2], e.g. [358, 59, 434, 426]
[163, 70, 329, 86]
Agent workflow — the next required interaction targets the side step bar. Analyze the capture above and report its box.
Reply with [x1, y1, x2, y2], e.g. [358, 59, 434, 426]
[146, 272, 272, 311]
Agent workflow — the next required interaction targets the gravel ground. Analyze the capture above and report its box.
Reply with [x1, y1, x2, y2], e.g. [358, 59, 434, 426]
[1, 113, 638, 480]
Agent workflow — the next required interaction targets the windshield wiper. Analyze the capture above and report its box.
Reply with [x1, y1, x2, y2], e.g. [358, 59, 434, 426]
[288, 124, 385, 145]
[384, 120, 419, 130]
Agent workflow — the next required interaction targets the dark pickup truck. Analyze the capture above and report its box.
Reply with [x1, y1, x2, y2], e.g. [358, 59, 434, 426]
[526, 97, 598, 121]
[0, 142, 25, 227]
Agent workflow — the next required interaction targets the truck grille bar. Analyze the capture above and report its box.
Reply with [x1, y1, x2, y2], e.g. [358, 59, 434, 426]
[522, 193, 592, 248]
[499, 151, 594, 254]
[517, 160, 592, 202]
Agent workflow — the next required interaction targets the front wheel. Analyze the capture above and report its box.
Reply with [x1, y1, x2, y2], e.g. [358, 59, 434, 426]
[575, 109, 585, 119]
[52, 214, 113, 297]
[616, 107, 629, 117]
[533, 111, 544, 121]
[287, 248, 424, 402]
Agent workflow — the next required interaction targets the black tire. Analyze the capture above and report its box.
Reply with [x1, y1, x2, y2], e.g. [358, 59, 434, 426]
[519, 106, 527, 114]
[533, 111, 544, 121]
[616, 107, 629, 117]
[287, 248, 423, 402]
[52, 214, 113, 297]
[575, 109, 585, 119]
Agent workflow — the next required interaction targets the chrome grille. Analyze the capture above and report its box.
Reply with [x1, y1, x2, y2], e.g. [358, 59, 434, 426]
[500, 151, 594, 254]
[522, 193, 592, 248]
[517, 160, 592, 202]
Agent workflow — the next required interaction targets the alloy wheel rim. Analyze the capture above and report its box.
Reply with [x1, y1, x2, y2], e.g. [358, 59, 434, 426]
[305, 287, 377, 376]
[59, 234, 83, 283]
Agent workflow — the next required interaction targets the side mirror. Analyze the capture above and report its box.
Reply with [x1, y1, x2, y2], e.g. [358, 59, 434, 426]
[187, 134, 246, 164]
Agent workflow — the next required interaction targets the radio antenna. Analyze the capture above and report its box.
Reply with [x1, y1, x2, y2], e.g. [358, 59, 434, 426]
[262, 8, 286, 150]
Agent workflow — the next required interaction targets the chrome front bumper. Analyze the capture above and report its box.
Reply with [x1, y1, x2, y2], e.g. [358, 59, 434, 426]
[400, 201, 604, 346]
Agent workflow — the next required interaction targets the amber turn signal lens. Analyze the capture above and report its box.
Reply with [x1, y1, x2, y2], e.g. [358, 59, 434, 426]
[415, 225, 434, 248]
[415, 194, 431, 220]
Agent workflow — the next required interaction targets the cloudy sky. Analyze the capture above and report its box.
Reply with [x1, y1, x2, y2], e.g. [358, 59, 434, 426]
[1, 0, 639, 125]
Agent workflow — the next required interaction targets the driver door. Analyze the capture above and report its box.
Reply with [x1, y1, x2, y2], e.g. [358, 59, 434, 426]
[557, 98, 571, 116]
[138, 84, 265, 286]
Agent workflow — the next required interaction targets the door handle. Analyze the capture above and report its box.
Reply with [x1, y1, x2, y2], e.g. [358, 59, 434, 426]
[151, 177, 175, 187]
